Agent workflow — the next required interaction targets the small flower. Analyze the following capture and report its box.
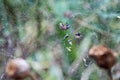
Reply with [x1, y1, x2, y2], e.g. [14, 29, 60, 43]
[89, 45, 117, 69]
[75, 32, 82, 39]
[68, 39, 72, 45]
[59, 23, 70, 30]
[66, 47, 71, 52]
[64, 34, 69, 40]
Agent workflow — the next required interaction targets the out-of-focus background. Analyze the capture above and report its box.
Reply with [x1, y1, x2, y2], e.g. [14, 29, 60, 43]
[0, 0, 120, 80]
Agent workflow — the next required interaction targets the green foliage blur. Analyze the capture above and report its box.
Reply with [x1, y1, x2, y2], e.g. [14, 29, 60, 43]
[0, 0, 120, 80]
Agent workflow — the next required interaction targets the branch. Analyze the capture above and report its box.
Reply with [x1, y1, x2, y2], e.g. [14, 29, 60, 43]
[80, 63, 97, 80]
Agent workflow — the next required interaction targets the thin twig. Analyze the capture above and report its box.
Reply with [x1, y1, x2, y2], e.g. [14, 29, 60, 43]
[80, 63, 97, 80]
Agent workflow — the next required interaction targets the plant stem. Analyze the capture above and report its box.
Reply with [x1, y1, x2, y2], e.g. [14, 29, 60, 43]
[107, 69, 113, 80]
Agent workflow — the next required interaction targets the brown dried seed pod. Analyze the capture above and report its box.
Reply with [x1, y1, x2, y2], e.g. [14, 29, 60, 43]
[89, 45, 117, 69]
[6, 58, 30, 80]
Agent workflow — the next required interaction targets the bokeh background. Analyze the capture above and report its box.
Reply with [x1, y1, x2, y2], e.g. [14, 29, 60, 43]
[0, 0, 120, 80]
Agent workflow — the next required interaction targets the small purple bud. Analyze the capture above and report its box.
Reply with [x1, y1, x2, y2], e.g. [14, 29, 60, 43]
[68, 40, 72, 45]
[64, 34, 69, 39]
[75, 32, 82, 39]
[59, 23, 70, 30]
[66, 23, 70, 29]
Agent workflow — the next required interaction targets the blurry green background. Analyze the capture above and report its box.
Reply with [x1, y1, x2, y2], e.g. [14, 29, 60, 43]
[0, 0, 120, 80]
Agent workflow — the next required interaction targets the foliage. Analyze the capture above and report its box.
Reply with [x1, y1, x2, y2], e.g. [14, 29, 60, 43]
[0, 0, 120, 80]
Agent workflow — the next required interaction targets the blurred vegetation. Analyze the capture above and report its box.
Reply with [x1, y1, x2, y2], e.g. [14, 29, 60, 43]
[0, 0, 120, 80]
